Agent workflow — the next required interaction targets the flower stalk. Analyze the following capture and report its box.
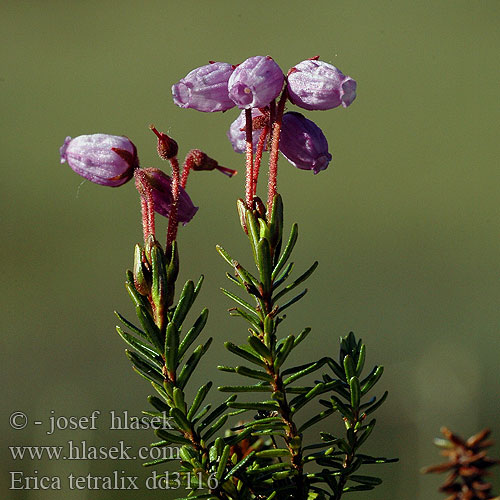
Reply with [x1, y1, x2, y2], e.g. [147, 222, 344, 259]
[245, 108, 255, 207]
[252, 124, 269, 195]
[166, 156, 180, 250]
[134, 169, 155, 244]
[267, 86, 288, 216]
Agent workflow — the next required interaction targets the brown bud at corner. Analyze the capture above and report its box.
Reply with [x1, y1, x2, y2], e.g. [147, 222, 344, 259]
[188, 149, 219, 171]
[253, 196, 266, 219]
[150, 125, 178, 159]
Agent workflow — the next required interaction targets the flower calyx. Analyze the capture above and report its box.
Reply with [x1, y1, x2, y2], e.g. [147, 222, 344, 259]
[150, 125, 178, 160]
[185, 149, 237, 178]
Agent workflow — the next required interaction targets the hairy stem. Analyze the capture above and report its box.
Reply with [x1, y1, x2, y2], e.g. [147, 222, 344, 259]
[245, 108, 254, 208]
[134, 169, 155, 243]
[252, 125, 269, 196]
[180, 155, 192, 189]
[166, 156, 180, 249]
[267, 87, 288, 218]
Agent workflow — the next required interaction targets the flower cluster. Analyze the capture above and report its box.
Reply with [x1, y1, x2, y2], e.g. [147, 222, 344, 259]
[60, 56, 356, 244]
[60, 132, 197, 222]
[172, 55, 356, 176]
[60, 128, 235, 248]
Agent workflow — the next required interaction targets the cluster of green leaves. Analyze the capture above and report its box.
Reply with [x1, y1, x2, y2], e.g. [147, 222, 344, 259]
[117, 238, 259, 499]
[214, 196, 396, 499]
[116, 197, 396, 500]
[311, 332, 398, 499]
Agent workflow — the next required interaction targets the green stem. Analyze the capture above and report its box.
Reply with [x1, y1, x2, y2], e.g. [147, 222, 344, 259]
[268, 365, 306, 498]
[257, 278, 306, 497]
[334, 411, 360, 499]
[161, 361, 229, 499]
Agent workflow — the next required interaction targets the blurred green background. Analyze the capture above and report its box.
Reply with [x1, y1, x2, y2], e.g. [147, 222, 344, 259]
[1, 1, 499, 498]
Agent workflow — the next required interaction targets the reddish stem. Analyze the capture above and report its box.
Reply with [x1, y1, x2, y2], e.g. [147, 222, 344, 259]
[267, 87, 288, 218]
[245, 108, 254, 208]
[166, 156, 180, 250]
[134, 169, 155, 244]
[180, 155, 192, 189]
[253, 125, 269, 196]
[139, 196, 150, 243]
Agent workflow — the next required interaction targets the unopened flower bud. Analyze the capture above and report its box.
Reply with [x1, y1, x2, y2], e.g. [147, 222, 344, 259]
[228, 56, 284, 109]
[279, 112, 332, 174]
[133, 243, 151, 296]
[237, 198, 248, 233]
[253, 197, 266, 219]
[186, 149, 236, 177]
[150, 125, 178, 159]
[165, 240, 179, 299]
[172, 62, 235, 112]
[287, 59, 357, 110]
[142, 168, 198, 224]
[188, 149, 218, 171]
[148, 238, 168, 321]
[60, 134, 138, 187]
